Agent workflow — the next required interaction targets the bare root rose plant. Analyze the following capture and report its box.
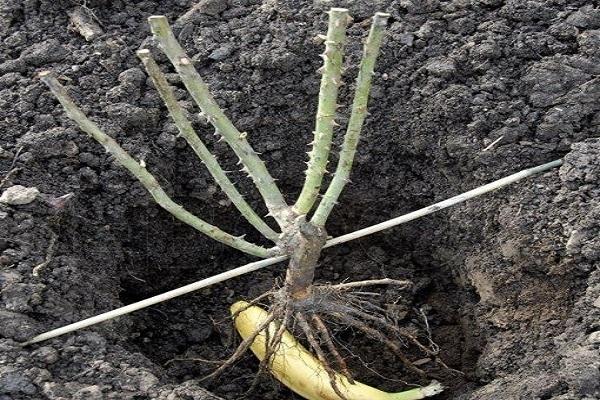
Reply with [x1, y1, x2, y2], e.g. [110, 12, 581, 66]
[33, 7, 563, 396]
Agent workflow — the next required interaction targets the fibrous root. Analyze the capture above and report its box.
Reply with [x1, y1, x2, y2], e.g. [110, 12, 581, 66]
[205, 278, 447, 396]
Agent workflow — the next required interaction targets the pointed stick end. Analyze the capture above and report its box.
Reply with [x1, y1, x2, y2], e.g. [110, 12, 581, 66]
[422, 381, 444, 397]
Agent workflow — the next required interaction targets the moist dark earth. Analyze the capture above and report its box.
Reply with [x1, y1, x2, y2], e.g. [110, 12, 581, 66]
[1, 0, 599, 399]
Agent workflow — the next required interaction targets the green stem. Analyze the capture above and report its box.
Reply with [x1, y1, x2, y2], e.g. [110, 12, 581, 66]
[40, 72, 276, 258]
[147, 16, 290, 229]
[312, 12, 389, 227]
[137, 50, 279, 242]
[294, 8, 349, 215]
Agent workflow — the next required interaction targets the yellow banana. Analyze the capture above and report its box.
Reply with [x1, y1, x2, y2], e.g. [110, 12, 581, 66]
[231, 301, 444, 400]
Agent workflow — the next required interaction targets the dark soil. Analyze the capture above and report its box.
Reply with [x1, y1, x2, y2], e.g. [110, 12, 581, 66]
[1, 0, 599, 399]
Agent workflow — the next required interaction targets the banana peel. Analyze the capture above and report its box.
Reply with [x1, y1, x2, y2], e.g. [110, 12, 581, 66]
[231, 301, 443, 400]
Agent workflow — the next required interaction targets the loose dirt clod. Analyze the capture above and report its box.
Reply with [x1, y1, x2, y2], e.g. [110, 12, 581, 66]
[0, 185, 39, 205]
[68, 8, 103, 41]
